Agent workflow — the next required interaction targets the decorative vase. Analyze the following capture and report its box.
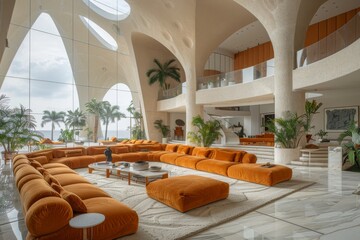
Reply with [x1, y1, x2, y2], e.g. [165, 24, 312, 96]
[133, 161, 149, 171]
[162, 137, 168, 144]
[274, 148, 300, 165]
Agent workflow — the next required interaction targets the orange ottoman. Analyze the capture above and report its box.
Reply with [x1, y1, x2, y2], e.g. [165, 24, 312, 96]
[146, 175, 229, 212]
[227, 163, 292, 186]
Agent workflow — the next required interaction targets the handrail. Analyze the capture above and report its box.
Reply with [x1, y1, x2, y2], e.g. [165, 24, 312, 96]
[197, 58, 274, 90]
[297, 12, 360, 67]
[158, 82, 186, 100]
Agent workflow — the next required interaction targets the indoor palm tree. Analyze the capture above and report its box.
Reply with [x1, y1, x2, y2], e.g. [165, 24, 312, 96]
[101, 104, 126, 140]
[85, 98, 108, 142]
[338, 120, 360, 167]
[0, 103, 42, 160]
[146, 58, 181, 90]
[65, 108, 87, 140]
[187, 115, 222, 147]
[41, 110, 66, 140]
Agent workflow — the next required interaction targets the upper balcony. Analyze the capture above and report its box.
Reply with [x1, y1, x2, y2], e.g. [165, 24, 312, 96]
[157, 12, 360, 111]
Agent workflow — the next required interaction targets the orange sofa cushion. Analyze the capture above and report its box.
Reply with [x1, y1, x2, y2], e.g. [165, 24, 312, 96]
[42, 163, 68, 169]
[111, 146, 129, 154]
[65, 150, 83, 157]
[227, 164, 292, 186]
[160, 152, 185, 165]
[63, 183, 111, 200]
[47, 167, 77, 175]
[83, 197, 139, 239]
[87, 147, 107, 155]
[146, 175, 229, 212]
[165, 144, 178, 152]
[242, 153, 257, 163]
[212, 150, 236, 162]
[26, 197, 73, 237]
[176, 145, 192, 154]
[15, 165, 43, 186]
[30, 160, 43, 169]
[29, 156, 48, 165]
[196, 159, 237, 176]
[20, 178, 61, 211]
[27, 151, 53, 161]
[52, 183, 87, 213]
[175, 156, 207, 169]
[52, 173, 90, 186]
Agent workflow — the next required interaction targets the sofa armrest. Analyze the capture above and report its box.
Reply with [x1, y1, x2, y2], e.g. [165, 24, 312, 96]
[26, 197, 73, 237]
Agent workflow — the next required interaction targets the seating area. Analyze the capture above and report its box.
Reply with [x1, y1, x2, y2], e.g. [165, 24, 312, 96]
[12, 154, 139, 240]
[10, 142, 291, 238]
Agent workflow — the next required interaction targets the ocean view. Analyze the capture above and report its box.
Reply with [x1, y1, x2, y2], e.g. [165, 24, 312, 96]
[39, 130, 131, 141]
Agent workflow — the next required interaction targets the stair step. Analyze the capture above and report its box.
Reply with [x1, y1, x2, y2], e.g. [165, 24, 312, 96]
[291, 160, 328, 167]
[299, 157, 328, 162]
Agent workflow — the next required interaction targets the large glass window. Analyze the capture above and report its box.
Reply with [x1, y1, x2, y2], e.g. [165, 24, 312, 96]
[0, 1, 136, 144]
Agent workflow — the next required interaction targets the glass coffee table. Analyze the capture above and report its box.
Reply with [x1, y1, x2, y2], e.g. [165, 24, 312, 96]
[88, 162, 115, 178]
[117, 166, 169, 185]
[88, 162, 169, 185]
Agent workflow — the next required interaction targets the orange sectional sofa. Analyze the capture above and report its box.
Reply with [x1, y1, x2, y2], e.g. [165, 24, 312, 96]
[240, 133, 275, 146]
[23, 143, 291, 186]
[13, 154, 138, 240]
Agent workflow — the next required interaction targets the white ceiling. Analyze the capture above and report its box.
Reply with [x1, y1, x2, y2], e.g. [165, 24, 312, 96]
[219, 0, 360, 54]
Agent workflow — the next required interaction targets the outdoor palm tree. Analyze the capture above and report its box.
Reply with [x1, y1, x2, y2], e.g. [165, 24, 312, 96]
[101, 104, 126, 140]
[65, 108, 87, 140]
[41, 110, 66, 140]
[146, 58, 181, 90]
[85, 98, 108, 142]
[127, 101, 144, 139]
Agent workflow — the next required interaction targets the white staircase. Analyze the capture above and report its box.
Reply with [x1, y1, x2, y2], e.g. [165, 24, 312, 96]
[291, 145, 329, 167]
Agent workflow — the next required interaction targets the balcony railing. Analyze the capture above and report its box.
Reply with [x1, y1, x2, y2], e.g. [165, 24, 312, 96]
[297, 12, 360, 67]
[158, 82, 187, 100]
[197, 59, 274, 90]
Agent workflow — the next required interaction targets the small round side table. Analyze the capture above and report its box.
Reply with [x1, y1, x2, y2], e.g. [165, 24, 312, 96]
[69, 213, 105, 240]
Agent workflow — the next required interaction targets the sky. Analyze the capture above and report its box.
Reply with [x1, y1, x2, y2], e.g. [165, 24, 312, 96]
[0, 12, 133, 134]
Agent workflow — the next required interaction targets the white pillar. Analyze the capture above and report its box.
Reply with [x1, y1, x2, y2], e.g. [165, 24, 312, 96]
[185, 65, 200, 144]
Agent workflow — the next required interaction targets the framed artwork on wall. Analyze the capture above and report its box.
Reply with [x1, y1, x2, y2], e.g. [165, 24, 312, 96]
[324, 106, 358, 132]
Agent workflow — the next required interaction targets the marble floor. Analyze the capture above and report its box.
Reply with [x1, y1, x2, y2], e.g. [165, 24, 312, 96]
[1, 162, 360, 240]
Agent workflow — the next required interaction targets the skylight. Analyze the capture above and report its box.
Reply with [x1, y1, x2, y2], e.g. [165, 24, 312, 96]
[80, 16, 118, 51]
[84, 0, 131, 21]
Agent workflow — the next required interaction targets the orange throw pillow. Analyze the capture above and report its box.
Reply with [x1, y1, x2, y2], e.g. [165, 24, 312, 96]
[177, 145, 190, 154]
[43, 172, 61, 186]
[65, 150, 83, 157]
[165, 144, 178, 152]
[51, 183, 87, 213]
[29, 156, 48, 165]
[196, 149, 210, 158]
[213, 150, 236, 162]
[30, 159, 43, 168]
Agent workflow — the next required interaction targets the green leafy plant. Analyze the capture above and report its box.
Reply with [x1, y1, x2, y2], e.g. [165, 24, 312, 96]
[266, 100, 322, 148]
[127, 101, 145, 140]
[315, 129, 328, 139]
[154, 119, 170, 138]
[338, 120, 360, 166]
[0, 95, 42, 159]
[187, 115, 222, 147]
[304, 100, 323, 132]
[58, 128, 75, 143]
[146, 59, 181, 90]
[85, 98, 108, 142]
[101, 104, 126, 140]
[267, 111, 304, 148]
[41, 110, 66, 140]
[65, 108, 87, 140]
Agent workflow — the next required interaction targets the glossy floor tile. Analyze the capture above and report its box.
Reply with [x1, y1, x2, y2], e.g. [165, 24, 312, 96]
[1, 162, 360, 240]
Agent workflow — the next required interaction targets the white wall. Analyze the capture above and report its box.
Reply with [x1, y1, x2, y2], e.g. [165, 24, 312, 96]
[311, 88, 360, 141]
[169, 112, 186, 140]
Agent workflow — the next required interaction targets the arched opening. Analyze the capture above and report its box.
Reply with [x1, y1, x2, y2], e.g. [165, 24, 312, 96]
[101, 83, 133, 139]
[0, 13, 79, 140]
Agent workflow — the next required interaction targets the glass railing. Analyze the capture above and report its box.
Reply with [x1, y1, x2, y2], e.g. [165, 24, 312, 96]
[158, 82, 187, 100]
[197, 58, 274, 90]
[297, 12, 360, 67]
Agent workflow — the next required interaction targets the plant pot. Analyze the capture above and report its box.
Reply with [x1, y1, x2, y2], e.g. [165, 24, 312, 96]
[1, 151, 18, 164]
[274, 147, 300, 165]
[162, 137, 168, 144]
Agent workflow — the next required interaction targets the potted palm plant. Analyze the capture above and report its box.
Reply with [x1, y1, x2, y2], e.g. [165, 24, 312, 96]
[267, 100, 322, 164]
[187, 115, 222, 147]
[0, 95, 42, 162]
[146, 59, 181, 96]
[154, 119, 170, 143]
[338, 120, 360, 168]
